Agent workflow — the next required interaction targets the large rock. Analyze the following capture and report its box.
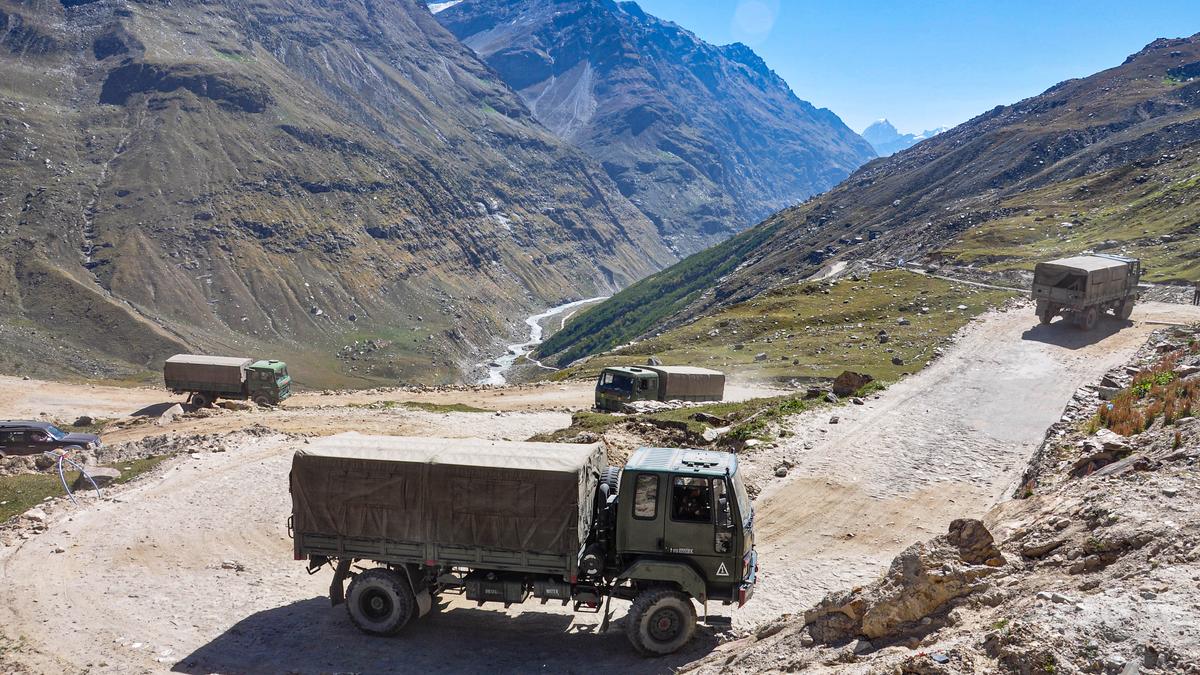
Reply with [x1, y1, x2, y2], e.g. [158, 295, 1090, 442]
[832, 371, 873, 397]
[157, 403, 185, 426]
[947, 518, 1005, 566]
[72, 466, 121, 491]
[218, 400, 254, 411]
[804, 521, 1003, 644]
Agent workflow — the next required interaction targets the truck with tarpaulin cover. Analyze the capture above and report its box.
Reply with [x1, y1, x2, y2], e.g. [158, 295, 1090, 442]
[595, 365, 725, 411]
[1031, 254, 1141, 329]
[164, 354, 292, 408]
[289, 433, 757, 654]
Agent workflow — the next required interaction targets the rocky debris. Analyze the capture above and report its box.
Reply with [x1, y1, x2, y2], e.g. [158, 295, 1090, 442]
[71, 467, 120, 491]
[22, 508, 48, 525]
[803, 520, 1002, 645]
[691, 412, 729, 426]
[946, 518, 1004, 566]
[832, 371, 873, 397]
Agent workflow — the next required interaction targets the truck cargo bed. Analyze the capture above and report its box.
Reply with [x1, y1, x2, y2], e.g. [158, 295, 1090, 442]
[290, 434, 605, 576]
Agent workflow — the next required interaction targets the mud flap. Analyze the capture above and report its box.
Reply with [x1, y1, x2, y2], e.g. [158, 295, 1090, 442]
[329, 558, 352, 606]
[415, 588, 433, 618]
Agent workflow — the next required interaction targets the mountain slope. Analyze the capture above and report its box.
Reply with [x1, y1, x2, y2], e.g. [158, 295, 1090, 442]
[860, 118, 946, 156]
[538, 34, 1200, 365]
[0, 0, 674, 385]
[435, 0, 876, 254]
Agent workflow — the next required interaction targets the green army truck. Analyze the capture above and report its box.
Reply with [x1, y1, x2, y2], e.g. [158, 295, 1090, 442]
[1032, 254, 1141, 329]
[595, 365, 725, 411]
[289, 434, 757, 655]
[164, 354, 292, 408]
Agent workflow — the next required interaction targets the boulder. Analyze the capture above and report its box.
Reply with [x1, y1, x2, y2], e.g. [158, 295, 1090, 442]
[22, 507, 48, 524]
[947, 518, 1005, 566]
[804, 525, 1001, 644]
[891, 356, 905, 366]
[832, 371, 873, 397]
[754, 352, 768, 362]
[73, 416, 95, 427]
[157, 403, 185, 426]
[646, 356, 663, 366]
[72, 467, 121, 491]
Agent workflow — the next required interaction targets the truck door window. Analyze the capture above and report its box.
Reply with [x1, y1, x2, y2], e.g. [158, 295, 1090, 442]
[633, 474, 659, 519]
[671, 477, 712, 523]
[639, 379, 649, 391]
[713, 478, 733, 553]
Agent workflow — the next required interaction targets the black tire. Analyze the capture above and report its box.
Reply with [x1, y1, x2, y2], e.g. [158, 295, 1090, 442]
[601, 466, 621, 497]
[625, 588, 697, 656]
[346, 568, 416, 636]
[1118, 299, 1134, 321]
[1082, 306, 1099, 331]
[253, 395, 272, 407]
[190, 392, 212, 408]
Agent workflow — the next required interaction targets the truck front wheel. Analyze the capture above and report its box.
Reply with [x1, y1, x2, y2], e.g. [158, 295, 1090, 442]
[346, 568, 415, 636]
[1118, 299, 1135, 321]
[625, 588, 697, 656]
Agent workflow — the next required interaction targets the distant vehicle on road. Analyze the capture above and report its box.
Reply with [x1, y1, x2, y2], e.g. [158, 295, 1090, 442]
[290, 435, 757, 655]
[595, 365, 725, 411]
[1032, 254, 1141, 329]
[0, 421, 101, 457]
[164, 354, 292, 408]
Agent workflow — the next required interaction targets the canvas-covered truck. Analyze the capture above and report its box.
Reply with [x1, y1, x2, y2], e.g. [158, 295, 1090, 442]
[595, 365, 725, 411]
[1032, 254, 1141, 329]
[164, 354, 292, 408]
[289, 434, 757, 655]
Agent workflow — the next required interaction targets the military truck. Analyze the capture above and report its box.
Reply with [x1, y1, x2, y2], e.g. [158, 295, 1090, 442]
[289, 434, 757, 655]
[1032, 254, 1141, 329]
[164, 354, 292, 408]
[595, 365, 725, 411]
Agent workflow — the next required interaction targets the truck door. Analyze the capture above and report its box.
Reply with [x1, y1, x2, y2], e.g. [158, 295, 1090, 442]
[663, 476, 737, 584]
[620, 472, 666, 553]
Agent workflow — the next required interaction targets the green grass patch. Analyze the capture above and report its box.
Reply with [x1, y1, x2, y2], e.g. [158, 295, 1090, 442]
[0, 455, 171, 523]
[548, 269, 1014, 383]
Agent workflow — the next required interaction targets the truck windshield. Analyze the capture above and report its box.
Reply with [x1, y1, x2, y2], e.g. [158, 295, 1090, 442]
[599, 372, 634, 394]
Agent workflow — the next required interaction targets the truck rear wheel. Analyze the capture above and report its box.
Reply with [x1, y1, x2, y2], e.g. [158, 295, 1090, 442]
[1081, 306, 1099, 331]
[625, 588, 697, 655]
[190, 392, 213, 408]
[346, 568, 416, 636]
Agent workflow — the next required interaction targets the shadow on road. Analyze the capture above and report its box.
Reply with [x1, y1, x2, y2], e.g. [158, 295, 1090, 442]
[172, 597, 718, 674]
[130, 402, 185, 417]
[1021, 318, 1132, 350]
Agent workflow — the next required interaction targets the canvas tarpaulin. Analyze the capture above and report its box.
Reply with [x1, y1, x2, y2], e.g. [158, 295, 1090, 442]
[647, 366, 725, 399]
[290, 433, 605, 557]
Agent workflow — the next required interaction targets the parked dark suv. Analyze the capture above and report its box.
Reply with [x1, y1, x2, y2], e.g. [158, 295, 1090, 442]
[0, 421, 102, 457]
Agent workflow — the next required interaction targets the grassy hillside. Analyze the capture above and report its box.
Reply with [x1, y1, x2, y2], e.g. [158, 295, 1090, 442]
[548, 269, 1016, 383]
[535, 215, 788, 366]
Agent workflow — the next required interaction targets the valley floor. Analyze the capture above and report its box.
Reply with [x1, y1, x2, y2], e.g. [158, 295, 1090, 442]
[0, 303, 1197, 673]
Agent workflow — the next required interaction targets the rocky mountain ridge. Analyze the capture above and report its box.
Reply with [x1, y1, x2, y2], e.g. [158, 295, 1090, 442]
[436, 0, 876, 254]
[0, 0, 677, 386]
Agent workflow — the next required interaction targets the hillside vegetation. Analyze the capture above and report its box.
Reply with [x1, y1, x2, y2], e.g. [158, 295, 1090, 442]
[549, 269, 1016, 383]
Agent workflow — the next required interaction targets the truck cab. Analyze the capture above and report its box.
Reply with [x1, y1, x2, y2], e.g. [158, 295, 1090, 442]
[614, 447, 757, 608]
[595, 366, 659, 410]
[247, 360, 292, 404]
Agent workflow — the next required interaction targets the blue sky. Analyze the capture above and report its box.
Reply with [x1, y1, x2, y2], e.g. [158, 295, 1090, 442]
[633, 0, 1200, 135]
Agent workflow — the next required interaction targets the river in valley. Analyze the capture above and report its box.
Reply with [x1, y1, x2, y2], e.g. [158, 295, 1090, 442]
[481, 297, 608, 385]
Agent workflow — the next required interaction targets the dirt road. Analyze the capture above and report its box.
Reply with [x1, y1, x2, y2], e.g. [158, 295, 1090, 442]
[736, 300, 1200, 626]
[0, 302, 1197, 673]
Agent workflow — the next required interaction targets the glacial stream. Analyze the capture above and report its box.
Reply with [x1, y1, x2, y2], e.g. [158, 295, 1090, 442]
[481, 297, 608, 385]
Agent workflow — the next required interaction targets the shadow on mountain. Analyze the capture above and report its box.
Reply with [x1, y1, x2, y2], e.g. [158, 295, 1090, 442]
[172, 596, 716, 674]
[1021, 318, 1132, 349]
